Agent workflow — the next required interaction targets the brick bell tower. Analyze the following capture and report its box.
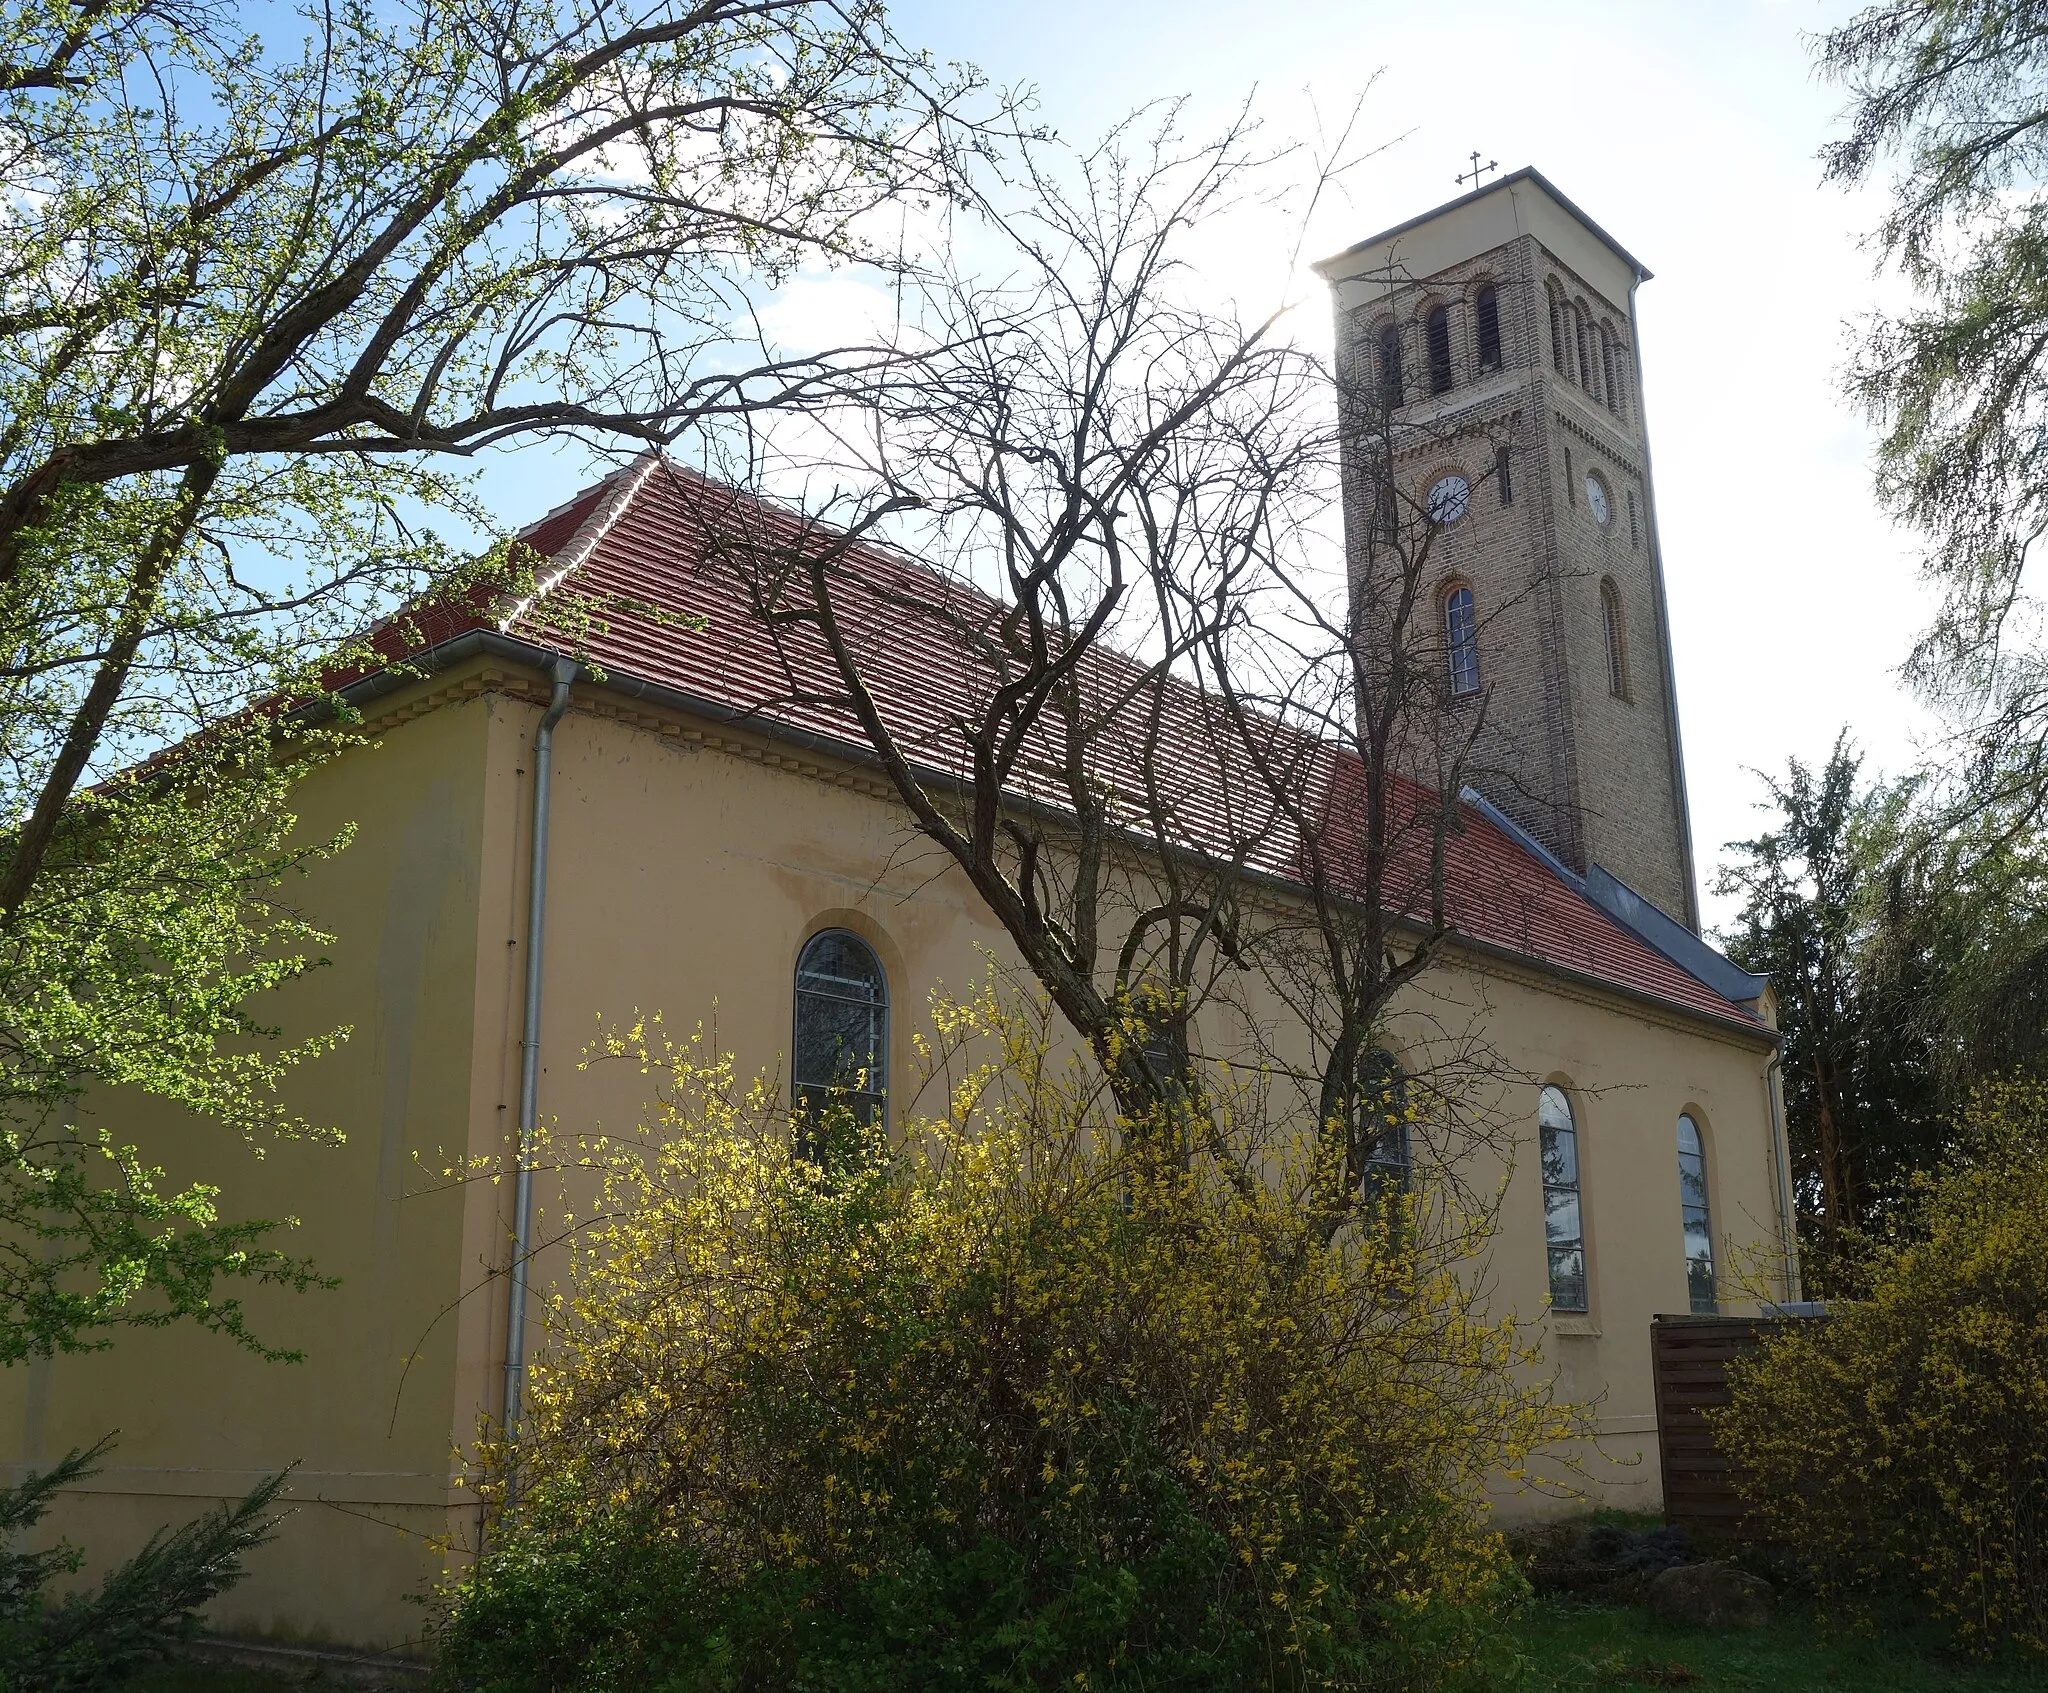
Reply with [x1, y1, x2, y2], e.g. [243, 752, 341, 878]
[1313, 167, 1700, 930]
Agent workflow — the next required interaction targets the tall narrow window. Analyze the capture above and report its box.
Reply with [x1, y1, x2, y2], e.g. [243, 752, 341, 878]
[793, 929, 888, 1136]
[1373, 478, 1398, 550]
[1496, 443, 1514, 507]
[1598, 324, 1619, 412]
[1574, 306, 1594, 400]
[1358, 1047, 1411, 1199]
[1564, 446, 1575, 502]
[1606, 330, 1629, 420]
[1601, 578, 1628, 699]
[1540, 1085, 1587, 1312]
[1426, 304, 1453, 394]
[1547, 284, 1568, 375]
[1678, 1114, 1716, 1313]
[1627, 490, 1640, 547]
[1445, 585, 1480, 698]
[1475, 283, 1502, 371]
[1377, 322, 1403, 410]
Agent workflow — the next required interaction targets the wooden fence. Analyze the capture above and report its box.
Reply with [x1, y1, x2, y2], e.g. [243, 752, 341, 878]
[1649, 1313, 1811, 1539]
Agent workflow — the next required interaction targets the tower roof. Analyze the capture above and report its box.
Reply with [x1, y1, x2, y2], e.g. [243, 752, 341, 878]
[1312, 166, 1650, 286]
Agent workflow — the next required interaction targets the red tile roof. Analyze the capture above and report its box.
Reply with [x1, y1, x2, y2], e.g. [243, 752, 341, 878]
[393, 455, 1765, 1037]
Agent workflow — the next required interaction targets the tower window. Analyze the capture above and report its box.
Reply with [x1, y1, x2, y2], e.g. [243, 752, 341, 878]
[1678, 1113, 1716, 1314]
[1540, 1084, 1587, 1313]
[1475, 283, 1502, 371]
[793, 928, 888, 1141]
[1496, 443, 1513, 506]
[1376, 321, 1402, 410]
[1426, 304, 1453, 395]
[1602, 578, 1629, 700]
[1606, 326, 1630, 419]
[1564, 446, 1574, 502]
[1373, 478, 1399, 550]
[1627, 490, 1640, 547]
[1573, 305, 1595, 402]
[1444, 584, 1480, 698]
[1547, 283, 1568, 375]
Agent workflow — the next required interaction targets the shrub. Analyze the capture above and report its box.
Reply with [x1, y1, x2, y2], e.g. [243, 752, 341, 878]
[1713, 1078, 2048, 1655]
[435, 989, 1580, 1692]
[0, 1436, 287, 1691]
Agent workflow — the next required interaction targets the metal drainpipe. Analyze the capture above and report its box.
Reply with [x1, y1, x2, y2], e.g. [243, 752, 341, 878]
[503, 656, 578, 1444]
[1763, 1049, 1800, 1304]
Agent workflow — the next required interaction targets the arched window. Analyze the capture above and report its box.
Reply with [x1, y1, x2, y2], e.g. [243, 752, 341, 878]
[1547, 283, 1568, 375]
[1377, 321, 1403, 410]
[1426, 303, 1453, 394]
[1444, 585, 1480, 698]
[793, 929, 888, 1135]
[1475, 283, 1502, 371]
[1600, 322, 1627, 417]
[1573, 305, 1595, 402]
[1540, 1085, 1587, 1312]
[1495, 443, 1514, 507]
[1358, 1046, 1411, 1199]
[1678, 1114, 1716, 1313]
[1601, 578, 1629, 700]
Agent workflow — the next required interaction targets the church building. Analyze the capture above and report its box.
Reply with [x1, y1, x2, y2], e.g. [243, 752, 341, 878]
[2, 171, 1795, 1658]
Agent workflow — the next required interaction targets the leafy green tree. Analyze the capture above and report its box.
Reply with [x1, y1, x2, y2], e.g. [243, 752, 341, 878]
[1819, 1, 2048, 789]
[1715, 736, 1942, 1280]
[0, 0, 980, 1362]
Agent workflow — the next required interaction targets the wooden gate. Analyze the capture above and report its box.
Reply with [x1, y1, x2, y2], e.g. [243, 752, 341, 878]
[1649, 1314, 1801, 1538]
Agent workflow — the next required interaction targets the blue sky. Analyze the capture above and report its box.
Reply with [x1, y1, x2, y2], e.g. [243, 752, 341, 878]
[489, 1, 1926, 928]
[890, 0, 1930, 927]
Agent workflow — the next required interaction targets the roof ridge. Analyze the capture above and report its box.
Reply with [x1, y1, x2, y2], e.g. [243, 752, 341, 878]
[498, 449, 662, 632]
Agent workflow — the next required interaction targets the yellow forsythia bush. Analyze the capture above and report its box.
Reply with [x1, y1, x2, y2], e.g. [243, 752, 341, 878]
[438, 987, 1581, 1692]
[1713, 1078, 2048, 1655]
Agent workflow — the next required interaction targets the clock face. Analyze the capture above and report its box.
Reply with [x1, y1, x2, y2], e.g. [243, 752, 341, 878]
[1585, 474, 1611, 526]
[1426, 474, 1471, 525]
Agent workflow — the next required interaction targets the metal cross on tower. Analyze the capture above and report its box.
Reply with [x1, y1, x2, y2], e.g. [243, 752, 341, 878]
[1456, 151, 1499, 189]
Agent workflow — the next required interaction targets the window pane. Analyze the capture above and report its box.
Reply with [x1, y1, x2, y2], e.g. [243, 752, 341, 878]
[1446, 588, 1480, 696]
[1547, 1247, 1587, 1313]
[794, 996, 878, 1087]
[1544, 1188, 1582, 1247]
[1540, 1122, 1578, 1188]
[1538, 1085, 1573, 1134]
[797, 931, 884, 1002]
[1684, 1210, 1717, 1314]
[1676, 1113, 1714, 1311]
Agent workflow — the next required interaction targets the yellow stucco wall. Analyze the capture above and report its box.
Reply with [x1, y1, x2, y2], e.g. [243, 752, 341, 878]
[1, 656, 1790, 1653]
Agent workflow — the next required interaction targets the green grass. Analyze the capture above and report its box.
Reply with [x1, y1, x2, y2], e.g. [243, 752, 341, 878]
[120, 1668, 325, 1692]
[111, 1600, 2043, 1692]
[120, 1662, 413, 1691]
[1513, 1595, 2043, 1691]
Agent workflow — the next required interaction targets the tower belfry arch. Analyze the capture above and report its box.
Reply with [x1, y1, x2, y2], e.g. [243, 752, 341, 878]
[1313, 167, 1701, 930]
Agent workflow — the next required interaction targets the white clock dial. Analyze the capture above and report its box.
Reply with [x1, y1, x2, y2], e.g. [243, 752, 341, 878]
[1585, 474, 1611, 526]
[1425, 474, 1471, 525]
